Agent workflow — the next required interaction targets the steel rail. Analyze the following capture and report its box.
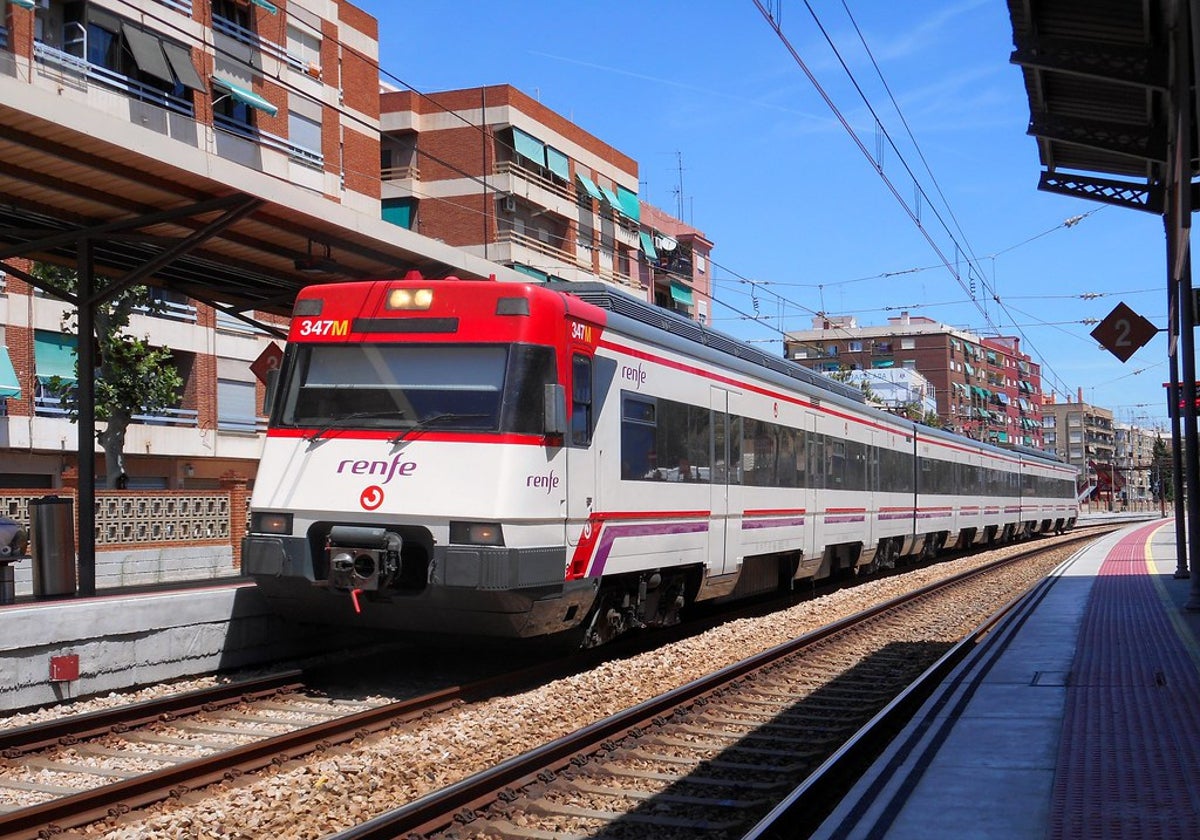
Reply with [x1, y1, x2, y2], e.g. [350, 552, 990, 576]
[740, 540, 1085, 839]
[326, 532, 1104, 840]
[0, 672, 306, 756]
[0, 659, 586, 840]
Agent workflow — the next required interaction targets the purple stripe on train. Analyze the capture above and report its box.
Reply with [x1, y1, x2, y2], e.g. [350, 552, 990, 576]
[742, 517, 807, 530]
[589, 520, 710, 577]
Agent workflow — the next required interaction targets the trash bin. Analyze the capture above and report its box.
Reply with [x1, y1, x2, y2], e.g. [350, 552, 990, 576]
[0, 559, 15, 604]
[29, 496, 76, 598]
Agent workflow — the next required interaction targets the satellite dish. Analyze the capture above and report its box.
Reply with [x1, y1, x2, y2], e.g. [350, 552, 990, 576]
[656, 235, 678, 252]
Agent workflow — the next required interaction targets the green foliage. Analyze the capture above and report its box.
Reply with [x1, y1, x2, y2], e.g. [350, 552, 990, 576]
[1151, 436, 1174, 502]
[32, 263, 184, 483]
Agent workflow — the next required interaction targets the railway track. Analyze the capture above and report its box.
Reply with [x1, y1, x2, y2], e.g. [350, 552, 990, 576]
[0, 662, 566, 839]
[0, 526, 1120, 839]
[324, 533, 1099, 840]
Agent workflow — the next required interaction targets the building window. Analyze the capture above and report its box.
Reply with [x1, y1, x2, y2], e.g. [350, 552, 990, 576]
[849, 341, 862, 352]
[288, 110, 322, 160]
[286, 23, 321, 72]
[825, 344, 838, 357]
[213, 0, 253, 32]
[900, 337, 915, 350]
[217, 378, 257, 432]
[214, 87, 256, 136]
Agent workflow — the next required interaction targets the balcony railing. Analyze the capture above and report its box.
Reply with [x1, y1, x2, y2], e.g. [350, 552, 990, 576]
[495, 227, 574, 266]
[214, 114, 323, 169]
[132, 298, 198, 324]
[382, 165, 420, 181]
[34, 42, 195, 119]
[34, 395, 199, 428]
[494, 160, 573, 204]
[155, 0, 193, 14]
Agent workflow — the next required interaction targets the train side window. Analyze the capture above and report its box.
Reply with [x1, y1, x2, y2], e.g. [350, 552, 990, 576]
[621, 392, 657, 479]
[571, 354, 592, 445]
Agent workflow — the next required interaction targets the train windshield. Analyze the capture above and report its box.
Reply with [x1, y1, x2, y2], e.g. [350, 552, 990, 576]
[274, 343, 556, 434]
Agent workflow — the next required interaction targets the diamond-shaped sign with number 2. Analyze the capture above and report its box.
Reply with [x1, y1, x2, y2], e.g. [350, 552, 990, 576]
[1091, 302, 1157, 363]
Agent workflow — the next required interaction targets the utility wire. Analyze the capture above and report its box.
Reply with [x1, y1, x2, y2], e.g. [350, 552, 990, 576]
[752, 0, 1077, 399]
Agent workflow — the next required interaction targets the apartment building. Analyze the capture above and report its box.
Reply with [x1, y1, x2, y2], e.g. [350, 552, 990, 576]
[784, 313, 1045, 448]
[0, 9, 716, 492]
[1041, 394, 1115, 482]
[0, 0, 384, 489]
[378, 84, 712, 319]
[1113, 420, 1162, 505]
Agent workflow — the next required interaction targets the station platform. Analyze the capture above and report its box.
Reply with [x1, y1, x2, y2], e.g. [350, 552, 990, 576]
[810, 517, 1200, 839]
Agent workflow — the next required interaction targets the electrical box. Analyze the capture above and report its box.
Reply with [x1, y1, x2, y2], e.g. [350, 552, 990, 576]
[49, 654, 79, 682]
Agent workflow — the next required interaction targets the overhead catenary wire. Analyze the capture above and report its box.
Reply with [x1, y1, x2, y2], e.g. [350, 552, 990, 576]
[751, 0, 1083, 400]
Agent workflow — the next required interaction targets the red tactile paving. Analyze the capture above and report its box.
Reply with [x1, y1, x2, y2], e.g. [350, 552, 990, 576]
[1050, 522, 1200, 839]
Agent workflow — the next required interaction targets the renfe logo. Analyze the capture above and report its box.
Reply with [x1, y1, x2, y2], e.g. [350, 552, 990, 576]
[338, 455, 417, 485]
[621, 363, 646, 389]
[527, 470, 560, 494]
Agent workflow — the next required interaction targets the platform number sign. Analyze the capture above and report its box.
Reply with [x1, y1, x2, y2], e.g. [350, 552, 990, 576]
[1091, 302, 1158, 363]
[250, 342, 284, 383]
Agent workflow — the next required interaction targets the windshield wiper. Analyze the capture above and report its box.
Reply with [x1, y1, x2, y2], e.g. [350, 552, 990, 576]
[389, 412, 492, 446]
[306, 410, 405, 443]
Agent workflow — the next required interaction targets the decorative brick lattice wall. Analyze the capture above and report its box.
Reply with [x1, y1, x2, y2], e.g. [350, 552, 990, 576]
[1, 491, 232, 547]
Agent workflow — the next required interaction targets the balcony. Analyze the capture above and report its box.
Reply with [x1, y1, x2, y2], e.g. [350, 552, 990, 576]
[493, 160, 575, 213]
[34, 40, 195, 121]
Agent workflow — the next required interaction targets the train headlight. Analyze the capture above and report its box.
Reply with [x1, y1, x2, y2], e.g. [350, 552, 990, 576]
[386, 288, 434, 310]
[449, 521, 504, 546]
[251, 512, 293, 535]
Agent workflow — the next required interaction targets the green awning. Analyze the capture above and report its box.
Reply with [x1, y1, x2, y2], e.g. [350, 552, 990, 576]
[34, 331, 77, 384]
[10, 0, 35, 9]
[950, 338, 961, 350]
[545, 146, 570, 180]
[511, 127, 545, 167]
[639, 231, 658, 260]
[616, 185, 640, 221]
[0, 346, 20, 399]
[576, 173, 602, 201]
[871, 359, 895, 368]
[598, 185, 622, 212]
[512, 264, 548, 282]
[212, 76, 278, 116]
[251, 0, 278, 13]
[669, 280, 693, 306]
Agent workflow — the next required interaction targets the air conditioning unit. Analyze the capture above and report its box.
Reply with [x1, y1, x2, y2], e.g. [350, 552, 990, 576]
[502, 196, 517, 213]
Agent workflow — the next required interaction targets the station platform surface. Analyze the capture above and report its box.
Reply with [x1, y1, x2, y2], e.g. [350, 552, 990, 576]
[812, 517, 1200, 839]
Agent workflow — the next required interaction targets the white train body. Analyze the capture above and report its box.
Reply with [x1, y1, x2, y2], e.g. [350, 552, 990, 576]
[242, 275, 1078, 645]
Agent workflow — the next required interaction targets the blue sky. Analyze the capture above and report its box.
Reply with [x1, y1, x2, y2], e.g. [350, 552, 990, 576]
[359, 1, 1170, 430]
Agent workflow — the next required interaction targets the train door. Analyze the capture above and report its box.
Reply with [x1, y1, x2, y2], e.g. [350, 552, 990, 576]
[710, 386, 736, 575]
[565, 349, 597, 547]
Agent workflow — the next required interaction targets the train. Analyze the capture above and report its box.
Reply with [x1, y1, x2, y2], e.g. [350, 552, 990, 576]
[241, 272, 1079, 647]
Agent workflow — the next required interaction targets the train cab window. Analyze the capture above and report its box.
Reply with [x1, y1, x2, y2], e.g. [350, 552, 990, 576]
[571, 354, 593, 445]
[501, 345, 557, 434]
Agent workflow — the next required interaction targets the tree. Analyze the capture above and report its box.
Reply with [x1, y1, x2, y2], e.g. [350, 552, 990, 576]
[826, 365, 875, 403]
[33, 263, 185, 487]
[1151, 436, 1173, 503]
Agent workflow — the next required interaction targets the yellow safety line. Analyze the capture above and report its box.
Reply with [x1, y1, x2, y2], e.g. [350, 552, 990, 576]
[1144, 519, 1200, 672]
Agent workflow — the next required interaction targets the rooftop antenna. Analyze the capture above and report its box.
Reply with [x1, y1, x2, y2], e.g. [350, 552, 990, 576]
[673, 151, 685, 220]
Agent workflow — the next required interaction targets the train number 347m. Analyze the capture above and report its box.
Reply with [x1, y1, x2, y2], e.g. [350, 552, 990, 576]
[297, 318, 349, 337]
